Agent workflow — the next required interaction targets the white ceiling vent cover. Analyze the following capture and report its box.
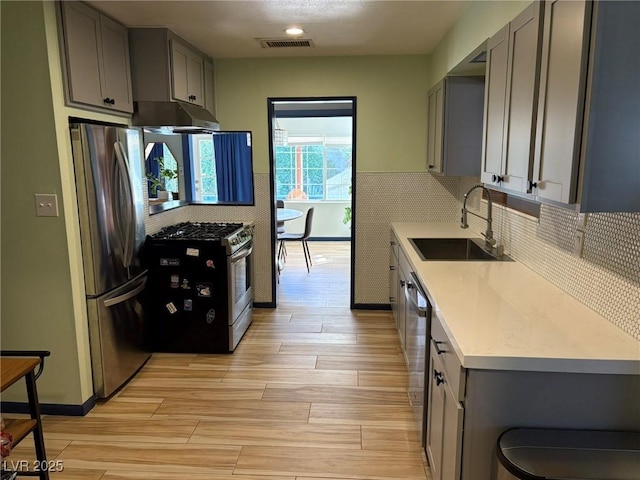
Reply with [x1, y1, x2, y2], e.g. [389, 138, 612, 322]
[258, 38, 314, 48]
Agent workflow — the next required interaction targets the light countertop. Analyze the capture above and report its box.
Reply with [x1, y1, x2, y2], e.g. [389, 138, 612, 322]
[391, 222, 640, 375]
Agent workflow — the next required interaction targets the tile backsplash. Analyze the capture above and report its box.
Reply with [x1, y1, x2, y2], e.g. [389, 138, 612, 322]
[459, 176, 640, 339]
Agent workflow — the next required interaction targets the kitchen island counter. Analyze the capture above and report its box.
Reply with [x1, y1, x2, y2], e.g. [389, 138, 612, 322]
[391, 222, 640, 375]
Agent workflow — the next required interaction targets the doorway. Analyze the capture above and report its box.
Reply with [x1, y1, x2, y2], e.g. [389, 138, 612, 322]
[267, 97, 356, 308]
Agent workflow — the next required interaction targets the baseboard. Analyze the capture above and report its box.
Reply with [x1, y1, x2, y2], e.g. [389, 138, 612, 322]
[253, 302, 276, 309]
[308, 237, 351, 241]
[352, 303, 392, 311]
[1, 395, 96, 416]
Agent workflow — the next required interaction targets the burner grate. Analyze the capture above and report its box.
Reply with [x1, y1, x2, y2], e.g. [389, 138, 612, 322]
[153, 222, 244, 241]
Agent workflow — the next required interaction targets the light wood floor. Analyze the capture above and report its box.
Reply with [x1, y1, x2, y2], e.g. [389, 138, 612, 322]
[7, 241, 430, 480]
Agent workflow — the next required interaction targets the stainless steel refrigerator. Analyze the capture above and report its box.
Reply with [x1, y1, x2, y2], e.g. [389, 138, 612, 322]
[70, 123, 150, 398]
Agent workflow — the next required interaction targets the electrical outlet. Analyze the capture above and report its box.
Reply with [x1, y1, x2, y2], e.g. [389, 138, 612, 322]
[35, 194, 59, 217]
[573, 230, 585, 257]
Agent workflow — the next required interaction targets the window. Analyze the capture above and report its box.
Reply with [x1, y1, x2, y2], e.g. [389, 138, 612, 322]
[191, 134, 218, 202]
[274, 116, 352, 203]
[162, 145, 178, 194]
[275, 145, 352, 201]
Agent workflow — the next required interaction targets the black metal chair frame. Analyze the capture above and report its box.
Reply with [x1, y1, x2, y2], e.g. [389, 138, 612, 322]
[277, 207, 314, 272]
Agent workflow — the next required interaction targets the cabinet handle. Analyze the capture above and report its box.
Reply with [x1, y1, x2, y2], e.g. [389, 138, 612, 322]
[389, 296, 396, 302]
[434, 340, 447, 355]
[389, 265, 396, 271]
[434, 370, 444, 386]
[428, 164, 434, 169]
[406, 281, 414, 290]
[400, 280, 406, 288]
[491, 174, 504, 183]
[527, 180, 538, 190]
[103, 97, 111, 104]
[390, 241, 396, 246]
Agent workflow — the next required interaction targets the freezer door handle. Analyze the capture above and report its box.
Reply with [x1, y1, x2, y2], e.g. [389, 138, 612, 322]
[104, 276, 147, 308]
[114, 141, 135, 268]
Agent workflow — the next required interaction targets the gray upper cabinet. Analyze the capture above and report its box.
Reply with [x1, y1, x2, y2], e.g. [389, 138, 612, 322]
[428, 77, 484, 176]
[60, 1, 133, 113]
[481, 2, 543, 193]
[170, 40, 204, 107]
[203, 60, 216, 117]
[129, 28, 212, 109]
[533, 0, 639, 212]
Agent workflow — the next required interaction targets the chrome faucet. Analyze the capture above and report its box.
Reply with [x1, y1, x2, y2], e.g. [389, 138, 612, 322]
[461, 184, 500, 253]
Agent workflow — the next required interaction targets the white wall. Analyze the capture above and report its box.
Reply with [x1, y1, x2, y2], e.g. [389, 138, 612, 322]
[281, 201, 351, 238]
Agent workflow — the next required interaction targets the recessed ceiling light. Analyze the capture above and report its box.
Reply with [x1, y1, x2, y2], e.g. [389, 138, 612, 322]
[285, 27, 304, 35]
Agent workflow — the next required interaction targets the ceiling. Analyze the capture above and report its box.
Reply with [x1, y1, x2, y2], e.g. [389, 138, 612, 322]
[87, 0, 469, 59]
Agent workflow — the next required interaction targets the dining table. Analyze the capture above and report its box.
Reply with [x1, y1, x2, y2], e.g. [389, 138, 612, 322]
[277, 208, 303, 222]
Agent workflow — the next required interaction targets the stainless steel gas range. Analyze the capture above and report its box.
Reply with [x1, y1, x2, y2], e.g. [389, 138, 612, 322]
[143, 222, 254, 353]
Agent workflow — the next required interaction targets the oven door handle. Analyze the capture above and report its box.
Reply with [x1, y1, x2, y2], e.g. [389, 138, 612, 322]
[230, 244, 253, 262]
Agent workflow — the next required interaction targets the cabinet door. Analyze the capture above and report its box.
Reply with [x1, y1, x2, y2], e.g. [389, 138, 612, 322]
[187, 53, 204, 106]
[533, 0, 591, 204]
[204, 60, 216, 115]
[481, 24, 510, 187]
[427, 81, 444, 174]
[426, 347, 445, 479]
[390, 234, 400, 325]
[62, 2, 103, 107]
[99, 14, 133, 113]
[397, 268, 407, 350]
[426, 345, 463, 480]
[171, 41, 190, 103]
[502, 2, 542, 193]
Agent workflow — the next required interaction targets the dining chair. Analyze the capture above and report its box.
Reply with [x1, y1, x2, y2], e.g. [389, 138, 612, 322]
[276, 200, 287, 263]
[277, 207, 314, 272]
[276, 200, 286, 233]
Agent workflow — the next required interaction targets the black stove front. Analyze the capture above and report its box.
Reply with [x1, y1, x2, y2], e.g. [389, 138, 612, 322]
[143, 222, 254, 353]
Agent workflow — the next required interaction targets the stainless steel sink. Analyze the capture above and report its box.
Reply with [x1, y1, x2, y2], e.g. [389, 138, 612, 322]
[409, 237, 513, 261]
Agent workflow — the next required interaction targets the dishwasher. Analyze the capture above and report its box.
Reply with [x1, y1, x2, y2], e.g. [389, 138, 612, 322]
[404, 271, 432, 448]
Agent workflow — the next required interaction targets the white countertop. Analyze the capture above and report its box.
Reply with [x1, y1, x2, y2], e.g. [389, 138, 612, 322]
[392, 222, 640, 375]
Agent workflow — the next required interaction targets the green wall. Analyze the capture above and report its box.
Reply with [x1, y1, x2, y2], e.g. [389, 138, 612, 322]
[215, 55, 430, 173]
[428, 0, 529, 87]
[0, 1, 85, 404]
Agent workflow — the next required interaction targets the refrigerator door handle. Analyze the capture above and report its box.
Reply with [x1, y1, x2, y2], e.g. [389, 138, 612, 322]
[104, 276, 147, 308]
[114, 141, 135, 268]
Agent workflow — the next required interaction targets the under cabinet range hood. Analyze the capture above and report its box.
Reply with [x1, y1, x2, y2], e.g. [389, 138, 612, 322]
[132, 101, 220, 133]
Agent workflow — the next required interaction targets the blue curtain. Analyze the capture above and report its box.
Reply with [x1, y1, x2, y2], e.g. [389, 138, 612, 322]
[213, 133, 253, 203]
[145, 143, 164, 197]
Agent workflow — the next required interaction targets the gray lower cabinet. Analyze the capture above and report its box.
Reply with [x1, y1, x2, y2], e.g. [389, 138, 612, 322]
[389, 233, 399, 324]
[425, 311, 640, 480]
[481, 1, 543, 193]
[59, 1, 133, 113]
[428, 77, 484, 176]
[532, 0, 640, 212]
[426, 340, 464, 480]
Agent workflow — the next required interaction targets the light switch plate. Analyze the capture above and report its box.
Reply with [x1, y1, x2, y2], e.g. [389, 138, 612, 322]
[35, 194, 59, 217]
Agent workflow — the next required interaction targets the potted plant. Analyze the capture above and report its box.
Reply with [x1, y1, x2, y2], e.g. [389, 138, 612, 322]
[343, 186, 352, 226]
[146, 157, 177, 200]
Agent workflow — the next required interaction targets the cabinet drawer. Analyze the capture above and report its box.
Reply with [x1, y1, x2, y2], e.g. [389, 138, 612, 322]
[431, 312, 465, 400]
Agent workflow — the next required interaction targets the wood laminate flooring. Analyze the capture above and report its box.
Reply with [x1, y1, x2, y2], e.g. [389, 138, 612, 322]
[5, 242, 431, 479]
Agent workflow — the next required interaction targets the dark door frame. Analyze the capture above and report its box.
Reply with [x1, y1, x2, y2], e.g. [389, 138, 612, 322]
[266, 96, 357, 308]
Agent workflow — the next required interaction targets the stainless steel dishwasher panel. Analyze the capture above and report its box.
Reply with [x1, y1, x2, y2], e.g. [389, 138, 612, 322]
[405, 271, 432, 447]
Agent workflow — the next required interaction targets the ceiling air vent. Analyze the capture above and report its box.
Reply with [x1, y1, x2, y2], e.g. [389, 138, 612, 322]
[258, 38, 314, 49]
